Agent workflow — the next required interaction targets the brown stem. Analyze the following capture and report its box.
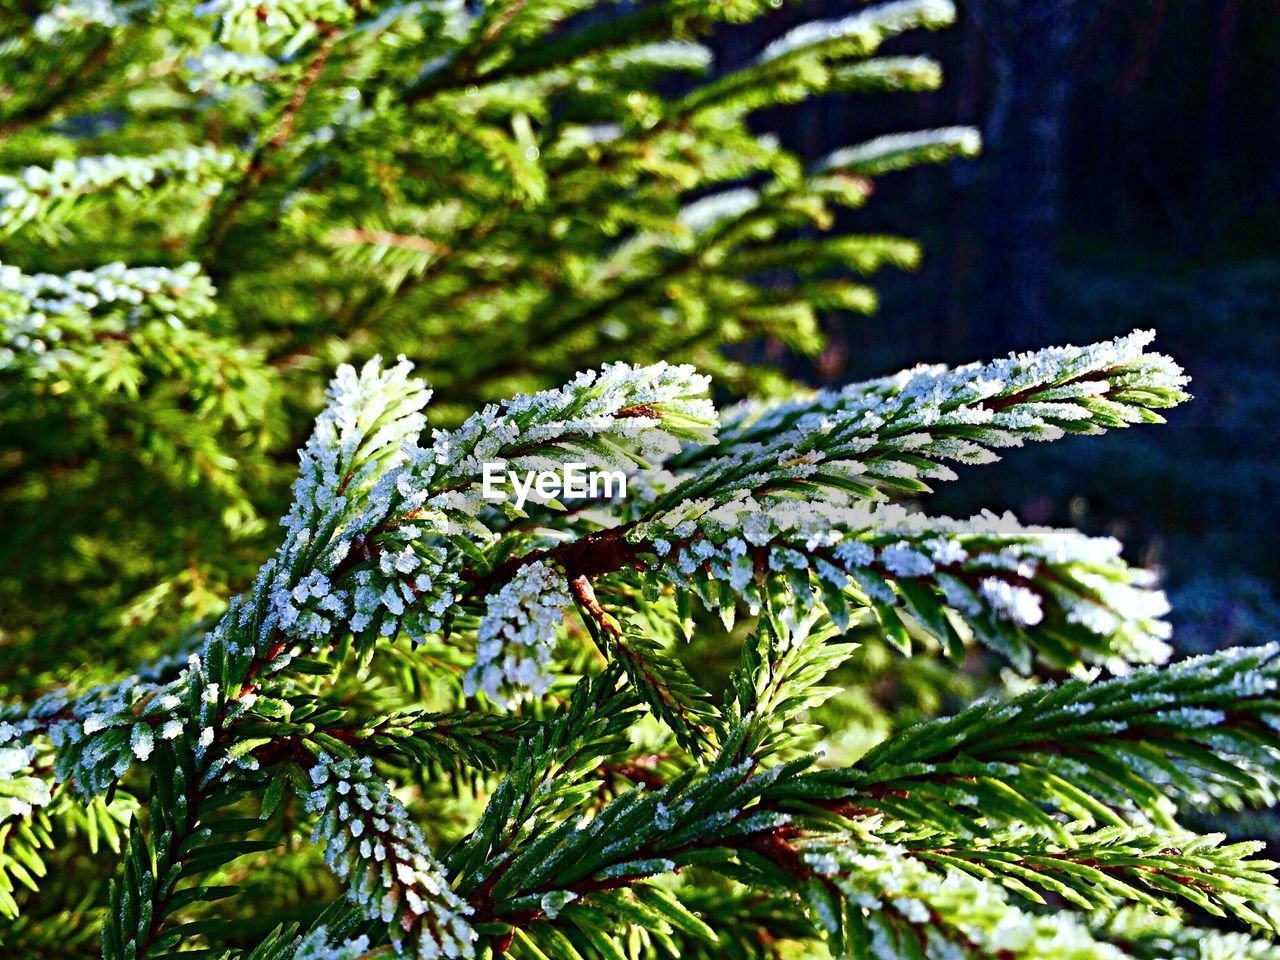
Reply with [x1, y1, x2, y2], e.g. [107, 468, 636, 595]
[403, 0, 531, 104]
[981, 366, 1121, 414]
[327, 227, 448, 254]
[202, 26, 340, 265]
[0, 38, 115, 140]
[568, 574, 621, 638]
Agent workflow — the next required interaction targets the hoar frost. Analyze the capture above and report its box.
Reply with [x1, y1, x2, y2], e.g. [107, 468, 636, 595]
[465, 561, 572, 705]
[306, 755, 476, 959]
[0, 335, 1203, 954]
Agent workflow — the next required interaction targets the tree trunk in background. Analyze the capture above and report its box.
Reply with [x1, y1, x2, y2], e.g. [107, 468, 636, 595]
[969, 1, 1096, 351]
[940, 10, 989, 356]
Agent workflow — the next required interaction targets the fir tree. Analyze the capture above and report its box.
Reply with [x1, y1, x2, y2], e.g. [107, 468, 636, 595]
[2, 2, 1277, 959]
[1, 0, 973, 678]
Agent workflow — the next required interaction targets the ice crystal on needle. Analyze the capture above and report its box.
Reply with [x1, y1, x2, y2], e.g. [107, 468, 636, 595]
[33, 0, 131, 39]
[0, 261, 215, 323]
[758, 0, 954, 63]
[421, 360, 717, 516]
[801, 840, 1130, 959]
[1, 261, 217, 374]
[291, 927, 372, 960]
[675, 330, 1188, 508]
[0, 745, 52, 821]
[182, 46, 280, 89]
[198, 0, 356, 55]
[634, 499, 1172, 669]
[306, 755, 476, 959]
[464, 561, 572, 705]
[678, 188, 759, 233]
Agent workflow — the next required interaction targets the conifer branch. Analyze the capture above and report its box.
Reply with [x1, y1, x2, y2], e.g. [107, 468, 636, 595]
[0, 36, 116, 141]
[0, 147, 236, 239]
[907, 828, 1278, 929]
[1, 6, 1269, 957]
[777, 644, 1280, 832]
[200, 22, 341, 262]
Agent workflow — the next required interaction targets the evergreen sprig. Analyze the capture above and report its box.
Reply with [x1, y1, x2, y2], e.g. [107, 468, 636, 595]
[2, 2, 1276, 959]
[778, 643, 1280, 835]
[5, 327, 1276, 958]
[1, 0, 975, 669]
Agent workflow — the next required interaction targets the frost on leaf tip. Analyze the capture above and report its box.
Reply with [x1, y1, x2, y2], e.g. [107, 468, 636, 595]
[305, 755, 477, 959]
[465, 561, 572, 707]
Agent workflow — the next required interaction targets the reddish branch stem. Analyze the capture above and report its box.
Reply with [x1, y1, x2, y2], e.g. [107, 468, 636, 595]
[202, 25, 340, 262]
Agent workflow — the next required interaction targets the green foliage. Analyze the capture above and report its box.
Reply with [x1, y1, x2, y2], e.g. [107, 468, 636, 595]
[781, 643, 1280, 835]
[1, 2, 1277, 959]
[1, 0, 975, 680]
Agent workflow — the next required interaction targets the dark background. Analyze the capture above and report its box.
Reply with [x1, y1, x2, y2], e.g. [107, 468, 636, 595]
[719, 0, 1280, 654]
